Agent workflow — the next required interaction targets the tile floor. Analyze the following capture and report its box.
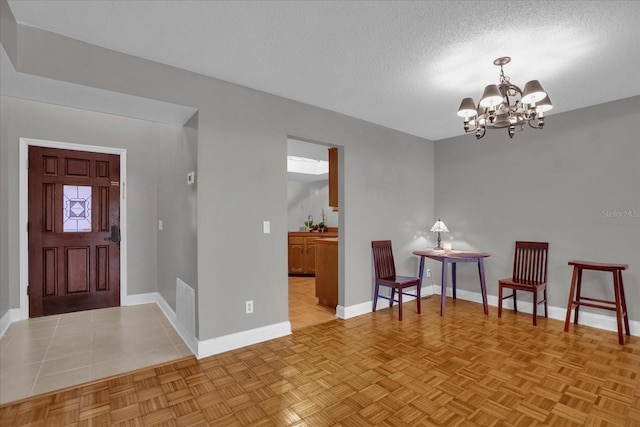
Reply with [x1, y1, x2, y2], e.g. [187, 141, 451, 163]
[0, 277, 334, 404]
[0, 303, 190, 404]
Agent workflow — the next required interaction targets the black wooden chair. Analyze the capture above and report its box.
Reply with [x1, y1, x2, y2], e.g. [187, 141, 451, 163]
[498, 241, 549, 325]
[371, 240, 422, 321]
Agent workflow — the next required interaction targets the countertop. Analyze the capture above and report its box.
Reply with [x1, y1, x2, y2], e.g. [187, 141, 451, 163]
[314, 237, 338, 244]
[288, 231, 337, 237]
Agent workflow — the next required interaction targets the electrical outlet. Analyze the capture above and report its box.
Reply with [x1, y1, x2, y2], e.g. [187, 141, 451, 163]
[245, 300, 254, 314]
[426, 269, 431, 278]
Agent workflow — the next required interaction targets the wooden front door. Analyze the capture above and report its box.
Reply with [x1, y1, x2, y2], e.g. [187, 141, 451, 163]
[28, 146, 121, 317]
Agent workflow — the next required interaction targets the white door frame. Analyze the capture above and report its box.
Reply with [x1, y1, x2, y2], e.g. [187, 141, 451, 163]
[18, 138, 128, 320]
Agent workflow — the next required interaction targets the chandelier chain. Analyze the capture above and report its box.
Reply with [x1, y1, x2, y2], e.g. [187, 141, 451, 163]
[499, 66, 509, 84]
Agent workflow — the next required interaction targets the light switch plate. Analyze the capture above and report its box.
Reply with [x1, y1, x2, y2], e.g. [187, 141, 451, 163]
[263, 221, 270, 234]
[158, 220, 163, 231]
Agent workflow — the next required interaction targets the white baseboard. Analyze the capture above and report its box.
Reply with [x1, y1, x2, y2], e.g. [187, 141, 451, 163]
[337, 301, 371, 319]
[338, 285, 435, 320]
[154, 293, 199, 356]
[0, 308, 21, 339]
[435, 286, 640, 337]
[126, 292, 158, 306]
[196, 321, 291, 359]
[128, 293, 292, 359]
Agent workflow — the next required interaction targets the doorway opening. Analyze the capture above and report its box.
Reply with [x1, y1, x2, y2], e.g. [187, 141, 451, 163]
[19, 138, 128, 320]
[286, 137, 341, 330]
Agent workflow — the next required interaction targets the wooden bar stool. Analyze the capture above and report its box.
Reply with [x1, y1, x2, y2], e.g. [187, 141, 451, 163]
[563, 260, 630, 344]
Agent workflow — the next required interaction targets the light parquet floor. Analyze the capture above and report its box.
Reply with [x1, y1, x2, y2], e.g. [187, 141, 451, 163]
[288, 276, 336, 330]
[1, 297, 639, 426]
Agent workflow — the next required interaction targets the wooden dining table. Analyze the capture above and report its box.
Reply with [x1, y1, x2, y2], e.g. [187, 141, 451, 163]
[413, 249, 491, 316]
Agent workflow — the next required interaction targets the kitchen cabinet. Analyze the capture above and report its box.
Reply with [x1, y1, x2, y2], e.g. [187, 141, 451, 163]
[328, 147, 338, 209]
[315, 238, 338, 308]
[288, 232, 337, 275]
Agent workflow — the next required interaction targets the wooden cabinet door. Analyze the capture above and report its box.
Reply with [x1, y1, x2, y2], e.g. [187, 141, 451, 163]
[28, 146, 120, 317]
[304, 240, 316, 274]
[288, 237, 305, 274]
[315, 242, 338, 308]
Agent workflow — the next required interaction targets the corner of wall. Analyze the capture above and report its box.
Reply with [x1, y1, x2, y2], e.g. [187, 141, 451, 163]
[0, 0, 18, 66]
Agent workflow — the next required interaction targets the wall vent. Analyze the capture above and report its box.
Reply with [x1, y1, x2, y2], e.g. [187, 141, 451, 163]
[176, 278, 196, 339]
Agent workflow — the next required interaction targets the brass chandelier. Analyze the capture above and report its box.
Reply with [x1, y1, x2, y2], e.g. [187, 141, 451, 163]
[457, 57, 553, 139]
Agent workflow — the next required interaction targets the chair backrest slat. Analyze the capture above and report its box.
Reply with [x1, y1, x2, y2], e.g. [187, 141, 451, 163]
[372, 240, 396, 280]
[512, 241, 549, 285]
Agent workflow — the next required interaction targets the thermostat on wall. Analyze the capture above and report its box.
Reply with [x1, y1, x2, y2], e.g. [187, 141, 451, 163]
[187, 171, 196, 185]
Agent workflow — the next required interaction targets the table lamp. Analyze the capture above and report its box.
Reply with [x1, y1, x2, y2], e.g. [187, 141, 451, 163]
[430, 219, 449, 250]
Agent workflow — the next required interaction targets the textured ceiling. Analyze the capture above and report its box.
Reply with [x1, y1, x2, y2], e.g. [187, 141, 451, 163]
[5, 0, 640, 141]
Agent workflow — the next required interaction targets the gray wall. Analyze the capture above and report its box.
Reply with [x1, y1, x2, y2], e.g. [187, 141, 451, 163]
[157, 112, 198, 315]
[433, 96, 640, 321]
[0, 93, 8, 319]
[0, 96, 188, 308]
[287, 179, 338, 231]
[195, 85, 433, 340]
[0, 0, 16, 66]
[0, 19, 435, 341]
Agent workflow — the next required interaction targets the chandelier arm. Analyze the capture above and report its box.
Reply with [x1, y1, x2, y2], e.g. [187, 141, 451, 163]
[528, 121, 542, 129]
[463, 120, 479, 133]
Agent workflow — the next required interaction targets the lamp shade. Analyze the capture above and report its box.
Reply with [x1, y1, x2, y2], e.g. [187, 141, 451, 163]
[535, 95, 553, 113]
[521, 80, 547, 104]
[479, 84, 503, 107]
[430, 220, 449, 233]
[457, 98, 477, 118]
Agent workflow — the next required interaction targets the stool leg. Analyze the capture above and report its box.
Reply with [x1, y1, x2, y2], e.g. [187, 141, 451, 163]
[613, 271, 624, 345]
[573, 269, 583, 325]
[564, 267, 580, 332]
[618, 270, 630, 337]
